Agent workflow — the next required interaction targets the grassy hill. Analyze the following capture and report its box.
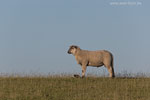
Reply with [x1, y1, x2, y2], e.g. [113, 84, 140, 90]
[0, 76, 150, 100]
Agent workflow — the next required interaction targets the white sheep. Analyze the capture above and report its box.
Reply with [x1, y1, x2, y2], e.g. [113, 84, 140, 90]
[67, 45, 115, 78]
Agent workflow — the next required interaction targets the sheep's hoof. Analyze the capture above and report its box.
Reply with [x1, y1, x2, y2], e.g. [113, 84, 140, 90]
[81, 76, 85, 78]
[74, 74, 81, 78]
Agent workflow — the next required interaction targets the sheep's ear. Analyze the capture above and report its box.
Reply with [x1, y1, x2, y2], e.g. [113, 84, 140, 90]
[70, 45, 78, 49]
[73, 46, 78, 49]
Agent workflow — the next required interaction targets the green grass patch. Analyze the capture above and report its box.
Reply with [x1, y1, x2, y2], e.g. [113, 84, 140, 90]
[0, 76, 150, 100]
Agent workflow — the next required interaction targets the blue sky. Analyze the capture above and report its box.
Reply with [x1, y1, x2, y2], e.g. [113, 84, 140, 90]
[0, 0, 150, 75]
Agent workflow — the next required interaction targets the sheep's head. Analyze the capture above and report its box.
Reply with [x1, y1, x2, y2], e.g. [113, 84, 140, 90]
[67, 45, 79, 55]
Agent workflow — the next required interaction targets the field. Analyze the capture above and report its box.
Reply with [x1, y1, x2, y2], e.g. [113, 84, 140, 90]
[0, 75, 150, 100]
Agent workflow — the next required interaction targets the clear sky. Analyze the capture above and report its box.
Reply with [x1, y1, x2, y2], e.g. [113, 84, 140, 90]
[0, 0, 150, 75]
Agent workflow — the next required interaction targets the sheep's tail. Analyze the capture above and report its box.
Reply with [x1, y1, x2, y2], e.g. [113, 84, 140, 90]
[111, 54, 115, 77]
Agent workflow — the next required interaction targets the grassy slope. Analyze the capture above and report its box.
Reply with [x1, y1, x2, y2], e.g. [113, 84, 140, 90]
[0, 77, 150, 100]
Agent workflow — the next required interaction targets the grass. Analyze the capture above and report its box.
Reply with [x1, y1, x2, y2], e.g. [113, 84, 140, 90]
[0, 76, 150, 100]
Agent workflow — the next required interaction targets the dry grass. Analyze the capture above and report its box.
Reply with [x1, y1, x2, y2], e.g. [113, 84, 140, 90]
[0, 76, 150, 100]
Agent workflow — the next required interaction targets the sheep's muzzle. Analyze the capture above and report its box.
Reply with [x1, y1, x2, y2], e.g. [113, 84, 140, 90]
[67, 50, 71, 54]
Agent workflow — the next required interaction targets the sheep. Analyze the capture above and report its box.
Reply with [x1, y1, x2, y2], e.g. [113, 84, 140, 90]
[67, 45, 115, 78]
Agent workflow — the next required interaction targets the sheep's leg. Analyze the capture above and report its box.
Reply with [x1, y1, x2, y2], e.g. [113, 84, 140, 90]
[106, 66, 115, 78]
[108, 67, 113, 77]
[81, 65, 87, 78]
